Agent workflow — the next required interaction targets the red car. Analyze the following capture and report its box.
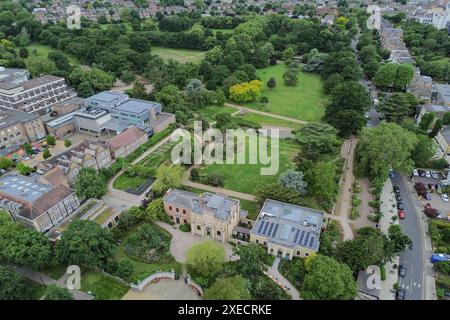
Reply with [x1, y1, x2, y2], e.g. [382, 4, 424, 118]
[398, 210, 406, 219]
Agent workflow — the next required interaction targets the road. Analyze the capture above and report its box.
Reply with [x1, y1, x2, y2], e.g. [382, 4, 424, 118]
[390, 174, 425, 300]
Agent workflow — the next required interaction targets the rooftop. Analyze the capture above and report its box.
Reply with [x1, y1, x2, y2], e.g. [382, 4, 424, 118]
[251, 199, 324, 251]
[115, 98, 162, 115]
[106, 127, 147, 149]
[0, 109, 39, 130]
[435, 83, 450, 104]
[0, 175, 51, 202]
[440, 125, 450, 144]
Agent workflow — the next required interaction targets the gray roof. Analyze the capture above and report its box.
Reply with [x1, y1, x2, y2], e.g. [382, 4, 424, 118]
[0, 109, 39, 130]
[115, 98, 161, 115]
[423, 104, 450, 113]
[88, 91, 128, 104]
[164, 189, 199, 210]
[440, 125, 450, 144]
[435, 84, 450, 104]
[0, 175, 52, 202]
[251, 199, 324, 251]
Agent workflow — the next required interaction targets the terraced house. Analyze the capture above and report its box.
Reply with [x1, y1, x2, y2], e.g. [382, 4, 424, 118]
[163, 189, 246, 243]
[250, 199, 324, 260]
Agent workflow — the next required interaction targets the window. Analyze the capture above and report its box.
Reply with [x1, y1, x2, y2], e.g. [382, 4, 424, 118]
[168, 206, 172, 211]
[176, 208, 179, 213]
[217, 231, 221, 236]
[182, 209, 186, 214]
[183, 219, 187, 224]
[256, 239, 259, 244]
[305, 253, 309, 257]
[296, 251, 300, 256]
[197, 225, 201, 231]
[263, 241, 267, 246]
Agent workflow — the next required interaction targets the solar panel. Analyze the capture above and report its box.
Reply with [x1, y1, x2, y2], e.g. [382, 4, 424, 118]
[257, 221, 265, 233]
[303, 232, 311, 246]
[308, 236, 315, 248]
[298, 230, 306, 244]
[262, 221, 269, 234]
[267, 223, 274, 236]
[271, 223, 279, 237]
[293, 229, 300, 243]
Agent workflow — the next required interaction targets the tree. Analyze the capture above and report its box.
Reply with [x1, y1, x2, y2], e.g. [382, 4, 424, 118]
[355, 122, 418, 181]
[256, 183, 305, 206]
[335, 228, 386, 274]
[442, 112, 450, 125]
[25, 56, 56, 77]
[44, 285, 74, 300]
[233, 243, 270, 277]
[16, 163, 34, 176]
[411, 134, 436, 168]
[260, 96, 269, 106]
[378, 93, 418, 123]
[331, 110, 366, 138]
[64, 139, 72, 148]
[395, 63, 415, 89]
[23, 143, 33, 155]
[282, 47, 295, 61]
[307, 161, 337, 210]
[229, 80, 262, 103]
[46, 135, 56, 146]
[145, 198, 169, 222]
[296, 123, 341, 161]
[74, 167, 107, 199]
[325, 81, 371, 118]
[282, 68, 298, 86]
[186, 240, 225, 286]
[419, 113, 435, 131]
[4, 229, 52, 271]
[215, 112, 236, 130]
[115, 258, 134, 279]
[267, 77, 276, 89]
[42, 149, 51, 160]
[301, 255, 357, 300]
[373, 63, 414, 90]
[151, 165, 184, 194]
[0, 266, 32, 300]
[386, 225, 412, 260]
[204, 275, 251, 300]
[278, 169, 307, 195]
[0, 157, 14, 169]
[56, 220, 116, 270]
[48, 52, 70, 72]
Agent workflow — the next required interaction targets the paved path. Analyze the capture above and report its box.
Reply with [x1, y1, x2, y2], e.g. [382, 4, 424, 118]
[6, 265, 93, 300]
[332, 138, 357, 240]
[122, 278, 201, 300]
[105, 134, 174, 205]
[225, 103, 308, 125]
[156, 222, 238, 263]
[265, 257, 301, 300]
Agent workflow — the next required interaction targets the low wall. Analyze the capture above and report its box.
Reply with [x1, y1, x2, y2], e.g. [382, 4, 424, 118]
[185, 274, 203, 297]
[131, 271, 176, 291]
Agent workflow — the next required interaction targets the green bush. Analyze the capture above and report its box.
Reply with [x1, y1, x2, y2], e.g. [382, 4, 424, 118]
[179, 224, 191, 232]
[114, 258, 134, 280]
[429, 159, 449, 170]
[380, 264, 386, 281]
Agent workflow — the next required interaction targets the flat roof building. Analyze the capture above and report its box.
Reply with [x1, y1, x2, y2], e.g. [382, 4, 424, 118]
[250, 199, 324, 260]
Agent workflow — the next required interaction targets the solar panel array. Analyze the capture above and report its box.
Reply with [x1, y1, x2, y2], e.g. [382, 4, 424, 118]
[255, 219, 317, 249]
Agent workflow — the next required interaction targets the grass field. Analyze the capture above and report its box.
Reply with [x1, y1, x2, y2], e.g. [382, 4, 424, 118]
[236, 113, 303, 130]
[243, 64, 328, 122]
[196, 105, 237, 123]
[198, 137, 298, 195]
[211, 28, 235, 34]
[27, 43, 81, 66]
[151, 46, 206, 63]
[81, 271, 129, 300]
[113, 174, 147, 191]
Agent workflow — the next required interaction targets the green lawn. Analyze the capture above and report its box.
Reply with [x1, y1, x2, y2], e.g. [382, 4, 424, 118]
[26, 279, 47, 300]
[236, 113, 303, 130]
[113, 174, 147, 191]
[211, 28, 235, 34]
[115, 223, 182, 283]
[198, 137, 298, 195]
[27, 43, 81, 66]
[151, 46, 206, 63]
[196, 105, 237, 123]
[243, 64, 328, 122]
[81, 271, 128, 300]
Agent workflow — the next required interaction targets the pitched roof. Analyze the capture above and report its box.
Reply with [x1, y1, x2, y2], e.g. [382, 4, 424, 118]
[106, 127, 146, 149]
[38, 167, 69, 187]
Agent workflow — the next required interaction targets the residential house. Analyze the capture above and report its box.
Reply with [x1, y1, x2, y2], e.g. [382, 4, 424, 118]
[250, 199, 324, 260]
[434, 125, 450, 161]
[106, 127, 148, 159]
[0, 174, 80, 232]
[434, 83, 450, 107]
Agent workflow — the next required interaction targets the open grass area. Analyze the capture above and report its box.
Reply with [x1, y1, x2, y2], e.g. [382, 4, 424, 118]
[198, 137, 298, 195]
[26, 279, 47, 300]
[243, 63, 328, 122]
[113, 174, 147, 191]
[27, 43, 81, 66]
[115, 223, 182, 283]
[236, 112, 303, 130]
[151, 46, 206, 63]
[81, 271, 128, 300]
[211, 28, 235, 34]
[196, 105, 237, 123]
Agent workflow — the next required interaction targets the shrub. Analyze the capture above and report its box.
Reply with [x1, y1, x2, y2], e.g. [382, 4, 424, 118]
[64, 139, 72, 148]
[429, 159, 449, 170]
[205, 173, 224, 187]
[380, 264, 386, 281]
[179, 224, 191, 232]
[190, 167, 201, 181]
[115, 258, 134, 280]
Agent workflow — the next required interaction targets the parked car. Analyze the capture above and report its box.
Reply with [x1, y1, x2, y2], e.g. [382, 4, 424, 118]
[424, 193, 432, 201]
[430, 253, 450, 263]
[398, 264, 407, 277]
[431, 171, 439, 179]
[389, 171, 395, 178]
[395, 194, 402, 202]
[396, 289, 405, 300]
[418, 169, 426, 177]
[21, 156, 30, 161]
[412, 169, 419, 176]
[393, 186, 401, 195]
[0, 169, 6, 174]
[397, 202, 404, 210]
[441, 194, 449, 202]
[398, 210, 406, 219]
[425, 171, 431, 178]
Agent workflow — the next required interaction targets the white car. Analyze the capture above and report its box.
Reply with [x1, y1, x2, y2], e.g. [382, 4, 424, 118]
[412, 169, 419, 176]
[441, 194, 449, 202]
[431, 171, 439, 179]
[425, 171, 431, 178]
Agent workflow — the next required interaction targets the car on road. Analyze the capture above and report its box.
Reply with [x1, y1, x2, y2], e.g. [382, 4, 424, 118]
[397, 202, 404, 210]
[395, 194, 402, 202]
[431, 171, 439, 179]
[398, 210, 406, 219]
[424, 193, 432, 200]
[418, 169, 426, 177]
[0, 169, 6, 174]
[412, 169, 419, 176]
[396, 289, 406, 300]
[441, 194, 449, 202]
[398, 265, 407, 277]
[425, 171, 431, 178]
[389, 171, 395, 178]
[393, 186, 401, 195]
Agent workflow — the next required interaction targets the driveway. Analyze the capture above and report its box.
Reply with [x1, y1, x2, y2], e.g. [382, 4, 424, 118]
[156, 222, 238, 263]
